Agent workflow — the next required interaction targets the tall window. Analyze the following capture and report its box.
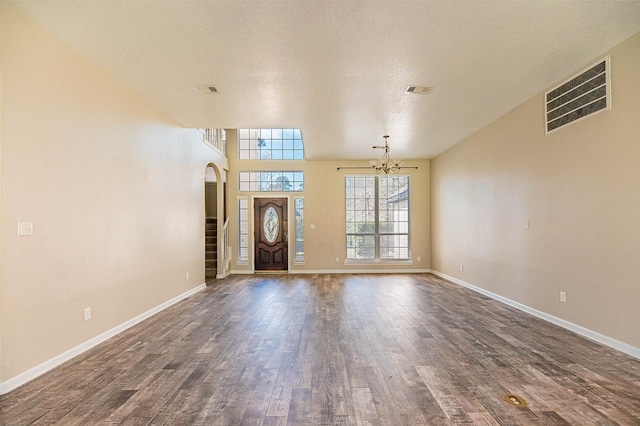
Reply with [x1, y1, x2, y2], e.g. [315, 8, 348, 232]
[294, 197, 304, 263]
[345, 175, 410, 260]
[238, 197, 248, 263]
[238, 128, 304, 160]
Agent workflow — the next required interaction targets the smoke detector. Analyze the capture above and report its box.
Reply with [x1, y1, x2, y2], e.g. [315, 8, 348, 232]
[192, 84, 220, 94]
[405, 85, 433, 95]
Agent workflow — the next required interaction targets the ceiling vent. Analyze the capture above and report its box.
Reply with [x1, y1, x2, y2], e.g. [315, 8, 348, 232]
[405, 85, 433, 95]
[545, 56, 610, 133]
[192, 84, 220, 94]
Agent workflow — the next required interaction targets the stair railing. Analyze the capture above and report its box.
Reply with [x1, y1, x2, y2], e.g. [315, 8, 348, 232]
[219, 217, 231, 277]
[200, 128, 226, 154]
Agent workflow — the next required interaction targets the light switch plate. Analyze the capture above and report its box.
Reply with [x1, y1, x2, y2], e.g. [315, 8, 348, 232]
[18, 222, 34, 236]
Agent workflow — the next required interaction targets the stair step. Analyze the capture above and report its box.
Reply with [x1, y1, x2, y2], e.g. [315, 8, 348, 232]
[205, 217, 218, 279]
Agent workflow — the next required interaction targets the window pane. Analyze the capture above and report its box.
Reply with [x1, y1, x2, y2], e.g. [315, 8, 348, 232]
[260, 128, 272, 139]
[346, 235, 375, 259]
[380, 234, 409, 259]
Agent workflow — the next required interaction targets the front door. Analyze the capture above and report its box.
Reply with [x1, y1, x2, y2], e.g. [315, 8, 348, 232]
[254, 198, 288, 271]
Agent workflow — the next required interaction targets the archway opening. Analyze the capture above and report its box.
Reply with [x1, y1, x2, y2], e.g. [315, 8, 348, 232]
[204, 164, 227, 281]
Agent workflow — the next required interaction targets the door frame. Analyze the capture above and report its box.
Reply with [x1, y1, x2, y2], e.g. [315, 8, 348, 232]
[251, 195, 291, 272]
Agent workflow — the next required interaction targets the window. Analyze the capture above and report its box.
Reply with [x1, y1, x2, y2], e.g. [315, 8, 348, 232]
[294, 197, 304, 263]
[345, 175, 410, 260]
[239, 171, 304, 192]
[238, 128, 304, 160]
[238, 197, 248, 263]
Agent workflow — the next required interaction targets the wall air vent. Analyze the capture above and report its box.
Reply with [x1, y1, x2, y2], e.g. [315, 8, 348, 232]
[192, 84, 220, 94]
[405, 85, 433, 95]
[545, 56, 610, 133]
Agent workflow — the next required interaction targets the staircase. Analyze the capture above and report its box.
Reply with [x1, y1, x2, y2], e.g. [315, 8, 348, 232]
[205, 217, 217, 279]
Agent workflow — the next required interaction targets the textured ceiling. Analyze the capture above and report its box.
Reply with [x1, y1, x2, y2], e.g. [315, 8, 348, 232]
[12, 1, 640, 160]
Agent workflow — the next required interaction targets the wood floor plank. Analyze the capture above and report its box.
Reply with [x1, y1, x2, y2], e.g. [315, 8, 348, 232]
[351, 387, 380, 426]
[2, 273, 640, 425]
[287, 388, 312, 425]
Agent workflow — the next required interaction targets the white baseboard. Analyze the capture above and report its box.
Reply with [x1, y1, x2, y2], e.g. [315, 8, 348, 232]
[292, 269, 432, 274]
[229, 269, 255, 275]
[0, 283, 207, 395]
[430, 270, 640, 360]
[228, 269, 431, 275]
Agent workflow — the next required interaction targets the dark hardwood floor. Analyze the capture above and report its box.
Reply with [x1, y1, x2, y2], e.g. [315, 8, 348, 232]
[2, 273, 640, 425]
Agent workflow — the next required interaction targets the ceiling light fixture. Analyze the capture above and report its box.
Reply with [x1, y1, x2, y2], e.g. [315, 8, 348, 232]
[370, 135, 403, 174]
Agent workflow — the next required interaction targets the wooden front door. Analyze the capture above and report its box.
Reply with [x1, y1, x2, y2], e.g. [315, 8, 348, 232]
[254, 198, 288, 271]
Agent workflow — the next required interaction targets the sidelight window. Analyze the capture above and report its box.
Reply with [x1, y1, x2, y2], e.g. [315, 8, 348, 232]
[238, 197, 249, 263]
[294, 197, 304, 263]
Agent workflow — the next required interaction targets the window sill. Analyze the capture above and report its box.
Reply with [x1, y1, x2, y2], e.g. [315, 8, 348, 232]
[344, 259, 413, 266]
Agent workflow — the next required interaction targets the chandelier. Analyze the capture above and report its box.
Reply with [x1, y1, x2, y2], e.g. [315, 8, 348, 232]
[370, 135, 403, 174]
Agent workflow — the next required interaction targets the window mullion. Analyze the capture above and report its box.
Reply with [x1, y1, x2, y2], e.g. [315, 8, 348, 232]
[374, 176, 380, 260]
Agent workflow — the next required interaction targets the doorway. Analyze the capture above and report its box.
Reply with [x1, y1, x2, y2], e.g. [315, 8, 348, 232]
[254, 197, 288, 271]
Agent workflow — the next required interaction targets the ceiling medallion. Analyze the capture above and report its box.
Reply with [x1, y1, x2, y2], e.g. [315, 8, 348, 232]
[370, 135, 403, 174]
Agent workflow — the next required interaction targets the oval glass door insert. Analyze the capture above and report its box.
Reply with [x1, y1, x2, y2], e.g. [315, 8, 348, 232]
[263, 206, 279, 243]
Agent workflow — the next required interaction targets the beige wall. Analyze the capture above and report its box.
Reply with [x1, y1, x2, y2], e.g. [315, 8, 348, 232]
[431, 32, 640, 349]
[227, 134, 431, 273]
[0, 3, 225, 382]
[205, 183, 218, 217]
[0, 71, 4, 383]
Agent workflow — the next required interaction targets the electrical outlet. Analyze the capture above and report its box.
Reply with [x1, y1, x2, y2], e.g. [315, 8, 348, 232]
[560, 292, 567, 303]
[84, 307, 92, 321]
[524, 220, 530, 230]
[186, 272, 190, 279]
[18, 221, 34, 236]
[335, 256, 340, 263]
[460, 264, 464, 271]
[417, 256, 421, 262]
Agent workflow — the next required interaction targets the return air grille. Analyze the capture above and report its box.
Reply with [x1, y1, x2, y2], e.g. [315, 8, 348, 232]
[545, 56, 610, 133]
